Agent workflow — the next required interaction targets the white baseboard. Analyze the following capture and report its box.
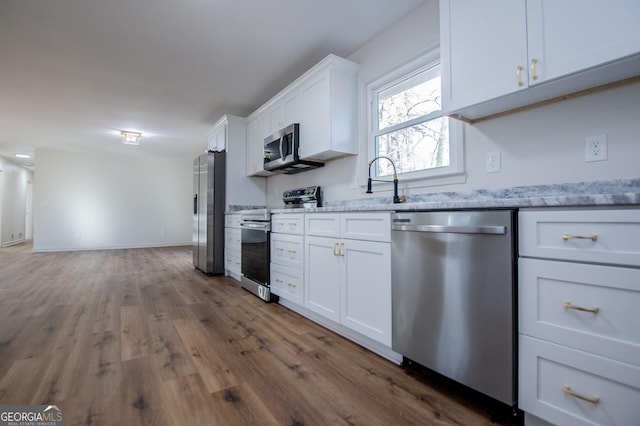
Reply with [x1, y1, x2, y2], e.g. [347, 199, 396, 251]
[1, 238, 26, 248]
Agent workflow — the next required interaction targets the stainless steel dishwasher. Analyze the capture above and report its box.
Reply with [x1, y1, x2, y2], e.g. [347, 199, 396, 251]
[391, 210, 516, 407]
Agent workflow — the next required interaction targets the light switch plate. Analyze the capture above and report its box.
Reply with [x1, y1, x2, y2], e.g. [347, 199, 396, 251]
[486, 152, 501, 173]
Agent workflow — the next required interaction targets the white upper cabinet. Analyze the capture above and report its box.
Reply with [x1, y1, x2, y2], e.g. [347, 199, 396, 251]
[207, 121, 227, 152]
[527, 0, 640, 85]
[245, 54, 358, 176]
[440, 0, 528, 112]
[246, 113, 272, 177]
[298, 57, 358, 161]
[440, 0, 640, 121]
[268, 91, 300, 136]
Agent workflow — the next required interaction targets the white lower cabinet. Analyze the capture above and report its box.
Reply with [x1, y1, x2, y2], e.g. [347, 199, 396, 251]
[270, 213, 305, 306]
[304, 212, 392, 346]
[340, 239, 391, 346]
[518, 207, 640, 426]
[271, 263, 303, 306]
[305, 235, 341, 322]
[224, 214, 242, 280]
[520, 336, 640, 426]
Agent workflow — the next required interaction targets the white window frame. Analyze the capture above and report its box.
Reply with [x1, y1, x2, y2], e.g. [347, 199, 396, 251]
[367, 49, 465, 188]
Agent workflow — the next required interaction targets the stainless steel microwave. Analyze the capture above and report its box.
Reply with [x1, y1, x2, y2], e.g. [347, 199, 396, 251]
[263, 123, 323, 174]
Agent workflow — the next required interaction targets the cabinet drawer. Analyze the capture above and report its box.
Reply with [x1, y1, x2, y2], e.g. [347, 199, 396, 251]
[225, 228, 241, 250]
[519, 335, 640, 426]
[519, 208, 640, 266]
[225, 249, 241, 274]
[270, 263, 303, 305]
[305, 213, 340, 238]
[271, 234, 304, 270]
[225, 214, 242, 229]
[340, 213, 390, 242]
[272, 213, 304, 235]
[519, 258, 640, 367]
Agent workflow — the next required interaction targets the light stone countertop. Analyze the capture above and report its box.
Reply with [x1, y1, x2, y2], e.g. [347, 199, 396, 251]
[269, 178, 640, 214]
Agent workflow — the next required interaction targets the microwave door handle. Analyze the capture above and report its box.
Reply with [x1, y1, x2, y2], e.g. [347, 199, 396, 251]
[279, 134, 285, 160]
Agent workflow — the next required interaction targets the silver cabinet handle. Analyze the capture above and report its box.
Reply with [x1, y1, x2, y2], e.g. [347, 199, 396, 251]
[516, 65, 524, 86]
[563, 301, 599, 314]
[339, 242, 345, 256]
[392, 224, 506, 235]
[530, 58, 539, 81]
[333, 243, 339, 256]
[562, 386, 600, 404]
[562, 233, 598, 242]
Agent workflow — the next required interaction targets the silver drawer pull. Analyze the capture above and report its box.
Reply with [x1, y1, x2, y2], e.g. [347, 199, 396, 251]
[563, 386, 600, 404]
[563, 301, 599, 314]
[562, 233, 598, 242]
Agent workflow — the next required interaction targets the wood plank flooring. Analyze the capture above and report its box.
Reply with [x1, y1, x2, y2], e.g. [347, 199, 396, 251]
[0, 242, 508, 425]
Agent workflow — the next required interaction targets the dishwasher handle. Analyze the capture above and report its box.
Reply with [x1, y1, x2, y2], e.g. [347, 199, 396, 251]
[392, 223, 506, 235]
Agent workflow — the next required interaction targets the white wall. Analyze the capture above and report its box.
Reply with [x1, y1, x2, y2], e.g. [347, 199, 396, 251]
[33, 149, 192, 251]
[0, 156, 33, 246]
[265, 0, 640, 206]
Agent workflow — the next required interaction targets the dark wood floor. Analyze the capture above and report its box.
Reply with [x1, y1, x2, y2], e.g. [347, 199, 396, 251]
[0, 242, 505, 425]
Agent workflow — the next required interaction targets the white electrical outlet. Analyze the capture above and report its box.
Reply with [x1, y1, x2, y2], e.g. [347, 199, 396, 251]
[486, 152, 501, 173]
[585, 134, 608, 162]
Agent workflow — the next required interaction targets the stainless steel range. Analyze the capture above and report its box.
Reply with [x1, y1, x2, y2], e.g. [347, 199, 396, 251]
[239, 187, 321, 302]
[283, 186, 322, 209]
[239, 208, 273, 302]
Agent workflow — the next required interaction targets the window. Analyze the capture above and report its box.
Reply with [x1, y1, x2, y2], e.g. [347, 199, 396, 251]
[368, 51, 463, 182]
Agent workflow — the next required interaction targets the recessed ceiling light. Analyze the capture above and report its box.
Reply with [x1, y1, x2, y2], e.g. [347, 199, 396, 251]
[15, 153, 31, 159]
[121, 130, 142, 145]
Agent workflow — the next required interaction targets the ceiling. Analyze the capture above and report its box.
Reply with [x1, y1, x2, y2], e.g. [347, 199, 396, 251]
[0, 0, 427, 169]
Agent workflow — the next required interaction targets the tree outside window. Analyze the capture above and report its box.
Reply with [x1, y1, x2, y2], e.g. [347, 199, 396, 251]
[369, 54, 459, 180]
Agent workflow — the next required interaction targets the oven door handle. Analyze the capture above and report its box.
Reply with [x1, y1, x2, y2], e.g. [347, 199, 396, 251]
[241, 222, 270, 231]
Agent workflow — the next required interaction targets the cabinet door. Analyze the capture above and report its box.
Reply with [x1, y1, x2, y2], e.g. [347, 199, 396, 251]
[271, 233, 304, 270]
[269, 102, 284, 134]
[271, 263, 304, 306]
[526, 0, 640, 85]
[519, 258, 640, 367]
[519, 208, 640, 266]
[440, 0, 528, 111]
[299, 70, 331, 159]
[340, 213, 390, 242]
[225, 227, 241, 251]
[304, 236, 341, 322]
[284, 91, 299, 125]
[341, 240, 392, 346]
[246, 114, 271, 177]
[224, 214, 242, 229]
[519, 335, 640, 426]
[272, 213, 304, 235]
[305, 213, 340, 238]
[208, 123, 226, 152]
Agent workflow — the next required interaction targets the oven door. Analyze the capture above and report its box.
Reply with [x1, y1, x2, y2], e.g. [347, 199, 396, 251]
[240, 222, 270, 285]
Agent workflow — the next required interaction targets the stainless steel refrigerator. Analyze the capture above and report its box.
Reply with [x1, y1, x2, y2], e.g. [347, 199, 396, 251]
[193, 151, 225, 274]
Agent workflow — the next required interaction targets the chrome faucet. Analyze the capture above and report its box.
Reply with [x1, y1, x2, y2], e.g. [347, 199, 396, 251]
[366, 156, 404, 203]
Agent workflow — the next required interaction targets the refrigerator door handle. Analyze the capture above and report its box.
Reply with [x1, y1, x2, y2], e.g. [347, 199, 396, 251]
[193, 194, 198, 215]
